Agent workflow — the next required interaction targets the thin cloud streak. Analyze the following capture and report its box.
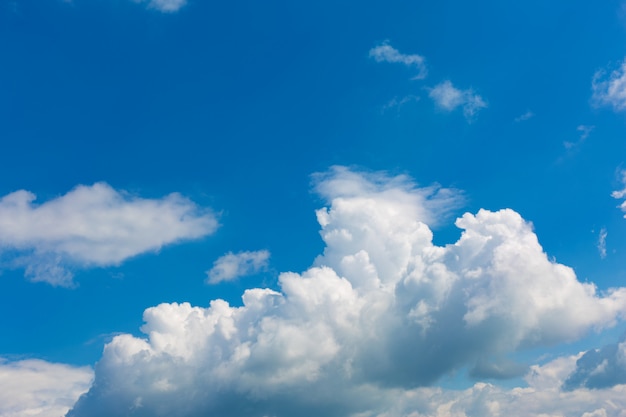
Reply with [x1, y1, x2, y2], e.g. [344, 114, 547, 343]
[369, 41, 428, 80]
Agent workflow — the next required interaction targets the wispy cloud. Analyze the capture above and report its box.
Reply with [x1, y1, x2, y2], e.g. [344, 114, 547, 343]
[598, 227, 608, 259]
[428, 80, 487, 121]
[0, 358, 93, 417]
[514, 110, 534, 122]
[369, 41, 428, 80]
[0, 183, 217, 286]
[142, 0, 187, 13]
[381, 95, 420, 113]
[206, 250, 270, 284]
[592, 58, 626, 112]
[67, 167, 626, 417]
[564, 125, 594, 150]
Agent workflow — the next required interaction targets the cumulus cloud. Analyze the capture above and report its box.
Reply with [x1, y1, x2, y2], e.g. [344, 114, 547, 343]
[563, 335, 626, 390]
[0, 358, 93, 417]
[66, 167, 626, 417]
[206, 250, 271, 284]
[592, 58, 626, 112]
[429, 80, 487, 121]
[0, 183, 217, 286]
[369, 41, 428, 80]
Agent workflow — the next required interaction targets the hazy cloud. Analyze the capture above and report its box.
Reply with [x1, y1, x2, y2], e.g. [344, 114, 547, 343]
[206, 250, 271, 284]
[0, 358, 93, 417]
[514, 110, 534, 122]
[592, 58, 626, 112]
[564, 125, 594, 150]
[0, 183, 218, 286]
[429, 80, 487, 121]
[66, 167, 626, 417]
[138, 0, 187, 12]
[369, 41, 428, 80]
[598, 227, 608, 259]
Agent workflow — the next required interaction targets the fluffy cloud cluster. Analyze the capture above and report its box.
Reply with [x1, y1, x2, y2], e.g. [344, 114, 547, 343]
[0, 358, 93, 417]
[429, 80, 487, 121]
[369, 41, 428, 80]
[206, 250, 271, 284]
[592, 58, 626, 112]
[0, 183, 217, 286]
[67, 167, 626, 416]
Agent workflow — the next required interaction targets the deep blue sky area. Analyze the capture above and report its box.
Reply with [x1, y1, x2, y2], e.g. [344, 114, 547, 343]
[3, 1, 626, 416]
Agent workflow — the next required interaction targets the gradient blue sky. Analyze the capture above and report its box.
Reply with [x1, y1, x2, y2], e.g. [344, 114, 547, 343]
[3, 1, 626, 416]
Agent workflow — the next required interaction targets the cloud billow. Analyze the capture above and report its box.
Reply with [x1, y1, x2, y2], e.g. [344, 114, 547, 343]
[0, 183, 218, 286]
[66, 167, 626, 417]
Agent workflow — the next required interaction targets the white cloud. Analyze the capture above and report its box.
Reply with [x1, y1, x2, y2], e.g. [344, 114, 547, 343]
[598, 227, 608, 259]
[0, 183, 218, 286]
[564, 125, 594, 151]
[206, 250, 271, 284]
[611, 171, 626, 217]
[0, 358, 93, 417]
[592, 59, 626, 112]
[381, 95, 420, 113]
[66, 167, 626, 417]
[514, 110, 534, 122]
[369, 41, 428, 80]
[429, 80, 487, 121]
[135, 0, 187, 13]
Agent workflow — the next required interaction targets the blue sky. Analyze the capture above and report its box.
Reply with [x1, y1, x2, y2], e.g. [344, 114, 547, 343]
[3, 0, 626, 416]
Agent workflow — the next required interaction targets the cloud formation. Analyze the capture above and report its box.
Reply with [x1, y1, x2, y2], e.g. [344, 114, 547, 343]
[369, 41, 428, 80]
[612, 171, 626, 218]
[66, 167, 626, 417]
[0, 183, 218, 286]
[592, 58, 626, 112]
[0, 358, 93, 417]
[206, 250, 271, 284]
[429, 80, 487, 121]
[598, 227, 608, 259]
[138, 0, 187, 13]
[563, 335, 626, 390]
[514, 110, 534, 122]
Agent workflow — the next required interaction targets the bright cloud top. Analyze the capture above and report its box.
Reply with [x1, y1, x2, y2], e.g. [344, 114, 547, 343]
[429, 80, 487, 121]
[66, 167, 626, 417]
[0, 183, 218, 286]
[369, 41, 428, 80]
[206, 250, 270, 284]
[592, 58, 626, 112]
[0, 358, 93, 417]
